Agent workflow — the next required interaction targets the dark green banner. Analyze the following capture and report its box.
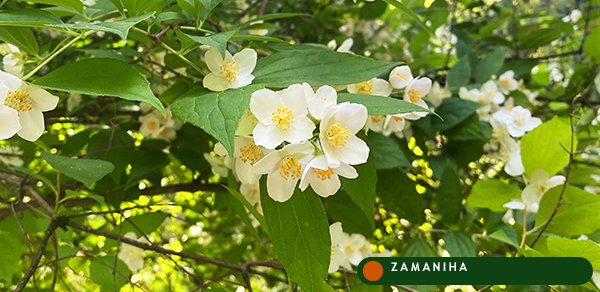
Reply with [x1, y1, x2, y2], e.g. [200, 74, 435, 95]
[357, 257, 592, 285]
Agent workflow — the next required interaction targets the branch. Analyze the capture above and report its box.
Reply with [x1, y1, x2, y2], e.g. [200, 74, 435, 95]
[15, 220, 59, 292]
[61, 219, 284, 274]
[140, 182, 225, 195]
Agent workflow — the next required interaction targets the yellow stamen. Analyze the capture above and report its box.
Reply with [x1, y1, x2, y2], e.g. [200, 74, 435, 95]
[370, 115, 384, 123]
[313, 168, 334, 181]
[408, 88, 421, 103]
[4, 90, 32, 112]
[220, 59, 240, 81]
[392, 116, 404, 122]
[326, 123, 351, 147]
[271, 105, 294, 130]
[279, 156, 301, 180]
[356, 81, 373, 95]
[240, 142, 263, 165]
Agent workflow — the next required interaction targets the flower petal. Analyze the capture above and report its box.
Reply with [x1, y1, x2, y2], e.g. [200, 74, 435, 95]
[25, 85, 59, 112]
[250, 88, 279, 124]
[253, 123, 284, 149]
[202, 73, 230, 92]
[266, 172, 297, 202]
[204, 47, 224, 74]
[283, 117, 315, 144]
[330, 103, 368, 134]
[233, 48, 257, 76]
[0, 69, 22, 90]
[0, 106, 20, 139]
[17, 109, 45, 141]
[230, 74, 255, 89]
[371, 78, 392, 97]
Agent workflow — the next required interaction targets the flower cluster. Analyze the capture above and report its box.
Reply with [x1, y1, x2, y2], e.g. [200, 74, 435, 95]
[351, 65, 437, 138]
[138, 103, 182, 142]
[328, 222, 390, 273]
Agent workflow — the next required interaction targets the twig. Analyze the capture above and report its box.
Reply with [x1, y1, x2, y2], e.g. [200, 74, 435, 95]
[15, 220, 59, 292]
[149, 20, 187, 44]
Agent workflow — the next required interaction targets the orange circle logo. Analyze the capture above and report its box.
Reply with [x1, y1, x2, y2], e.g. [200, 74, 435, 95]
[362, 260, 384, 282]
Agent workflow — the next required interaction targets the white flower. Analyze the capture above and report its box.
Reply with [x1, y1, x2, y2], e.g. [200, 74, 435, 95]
[240, 182, 261, 207]
[341, 233, 371, 265]
[81, 0, 96, 6]
[203, 47, 257, 92]
[388, 65, 413, 89]
[253, 142, 314, 202]
[382, 114, 407, 136]
[480, 80, 505, 105]
[204, 142, 231, 177]
[365, 115, 385, 133]
[299, 156, 358, 197]
[498, 71, 519, 94]
[1, 44, 23, 78]
[248, 21, 268, 36]
[250, 85, 316, 149]
[329, 222, 351, 273]
[336, 38, 354, 53]
[138, 107, 181, 142]
[563, 9, 582, 23]
[139, 112, 161, 137]
[503, 169, 565, 213]
[593, 271, 600, 289]
[0, 70, 59, 142]
[402, 77, 431, 120]
[0, 145, 23, 167]
[490, 119, 524, 177]
[347, 78, 392, 97]
[492, 106, 541, 137]
[234, 136, 271, 184]
[319, 102, 369, 167]
[117, 232, 146, 273]
[305, 84, 338, 120]
[427, 81, 451, 107]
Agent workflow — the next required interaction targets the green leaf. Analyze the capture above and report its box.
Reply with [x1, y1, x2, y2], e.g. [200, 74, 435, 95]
[0, 9, 63, 27]
[403, 238, 436, 257]
[254, 48, 398, 88]
[50, 13, 154, 41]
[474, 48, 505, 83]
[430, 98, 479, 132]
[261, 188, 330, 291]
[536, 186, 600, 236]
[338, 93, 428, 115]
[489, 227, 519, 248]
[42, 152, 115, 187]
[584, 27, 600, 62]
[377, 169, 426, 223]
[383, 0, 433, 36]
[114, 0, 165, 16]
[90, 256, 129, 291]
[365, 132, 411, 169]
[122, 212, 168, 236]
[32, 58, 165, 113]
[467, 179, 521, 211]
[341, 153, 377, 230]
[17, 0, 84, 13]
[447, 57, 471, 90]
[0, 217, 25, 283]
[438, 163, 462, 223]
[535, 237, 600, 269]
[171, 85, 261, 156]
[443, 232, 475, 257]
[240, 13, 309, 27]
[182, 30, 236, 57]
[0, 26, 39, 55]
[521, 117, 577, 177]
[323, 191, 373, 237]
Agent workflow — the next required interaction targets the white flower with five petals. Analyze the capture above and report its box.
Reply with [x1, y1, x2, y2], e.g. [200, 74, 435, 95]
[203, 47, 257, 92]
[402, 77, 431, 120]
[253, 142, 314, 202]
[503, 169, 565, 213]
[305, 84, 338, 120]
[319, 102, 369, 167]
[117, 232, 146, 273]
[498, 71, 519, 94]
[388, 65, 413, 89]
[0, 70, 58, 141]
[492, 106, 541, 137]
[250, 85, 316, 149]
[299, 156, 358, 197]
[234, 136, 271, 184]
